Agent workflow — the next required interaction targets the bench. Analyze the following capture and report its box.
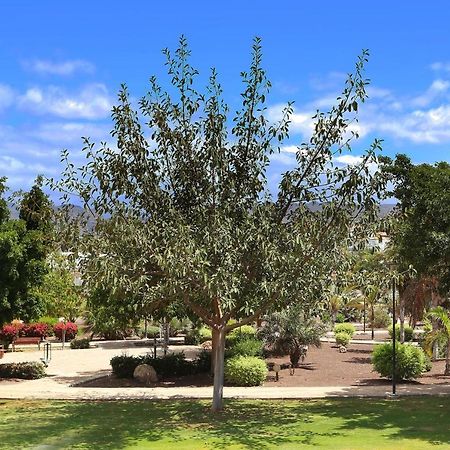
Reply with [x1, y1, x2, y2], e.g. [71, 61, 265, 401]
[12, 337, 42, 352]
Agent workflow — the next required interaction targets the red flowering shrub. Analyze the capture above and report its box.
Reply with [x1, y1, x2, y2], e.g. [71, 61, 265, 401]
[0, 324, 21, 348]
[53, 322, 78, 341]
[21, 323, 49, 338]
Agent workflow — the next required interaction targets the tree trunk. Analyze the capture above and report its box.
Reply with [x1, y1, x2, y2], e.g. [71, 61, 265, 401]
[290, 346, 301, 367]
[211, 327, 226, 412]
[445, 340, 450, 376]
[399, 294, 405, 344]
[211, 326, 219, 376]
[371, 305, 375, 340]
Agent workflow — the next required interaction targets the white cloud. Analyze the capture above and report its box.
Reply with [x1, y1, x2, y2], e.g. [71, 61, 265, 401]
[430, 62, 450, 72]
[24, 59, 95, 76]
[18, 84, 112, 119]
[410, 79, 450, 107]
[334, 155, 363, 165]
[0, 84, 14, 111]
[30, 121, 110, 144]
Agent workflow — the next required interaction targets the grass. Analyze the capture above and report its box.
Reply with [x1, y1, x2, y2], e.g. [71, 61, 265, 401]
[0, 397, 449, 449]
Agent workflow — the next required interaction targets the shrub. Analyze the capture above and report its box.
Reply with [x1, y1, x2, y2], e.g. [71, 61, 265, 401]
[198, 326, 212, 342]
[226, 338, 264, 359]
[70, 338, 90, 349]
[226, 325, 257, 347]
[370, 306, 391, 329]
[372, 342, 427, 380]
[225, 356, 268, 386]
[21, 323, 49, 338]
[335, 332, 351, 347]
[143, 352, 193, 377]
[0, 324, 21, 348]
[335, 313, 345, 323]
[334, 323, 356, 337]
[194, 349, 211, 373]
[53, 322, 78, 341]
[0, 361, 46, 379]
[110, 355, 141, 378]
[388, 324, 414, 342]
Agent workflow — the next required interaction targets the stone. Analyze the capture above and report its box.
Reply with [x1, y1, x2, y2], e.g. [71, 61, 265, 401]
[133, 364, 158, 384]
[339, 345, 347, 353]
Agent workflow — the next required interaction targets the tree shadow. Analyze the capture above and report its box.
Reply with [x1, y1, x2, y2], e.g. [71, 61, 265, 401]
[1, 397, 449, 449]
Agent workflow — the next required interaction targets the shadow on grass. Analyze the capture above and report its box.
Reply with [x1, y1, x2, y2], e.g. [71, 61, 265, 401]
[0, 397, 449, 449]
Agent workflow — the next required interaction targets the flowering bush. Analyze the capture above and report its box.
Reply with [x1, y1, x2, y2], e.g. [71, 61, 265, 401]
[20, 323, 49, 338]
[53, 322, 78, 341]
[0, 324, 21, 348]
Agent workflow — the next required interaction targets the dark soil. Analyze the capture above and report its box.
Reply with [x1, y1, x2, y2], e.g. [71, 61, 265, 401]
[76, 342, 449, 388]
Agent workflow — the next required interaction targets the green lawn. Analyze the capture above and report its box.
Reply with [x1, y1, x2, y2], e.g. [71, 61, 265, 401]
[1, 397, 449, 449]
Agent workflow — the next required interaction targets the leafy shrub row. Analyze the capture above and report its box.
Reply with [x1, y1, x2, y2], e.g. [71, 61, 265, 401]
[372, 343, 427, 380]
[225, 337, 264, 359]
[224, 356, 268, 386]
[226, 326, 257, 347]
[0, 362, 46, 379]
[53, 322, 78, 340]
[110, 350, 211, 379]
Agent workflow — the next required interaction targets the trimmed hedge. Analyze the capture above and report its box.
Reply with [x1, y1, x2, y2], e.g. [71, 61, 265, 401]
[225, 356, 268, 386]
[334, 323, 356, 337]
[335, 332, 351, 347]
[70, 338, 90, 349]
[0, 362, 46, 379]
[53, 322, 78, 341]
[110, 351, 211, 379]
[372, 342, 427, 380]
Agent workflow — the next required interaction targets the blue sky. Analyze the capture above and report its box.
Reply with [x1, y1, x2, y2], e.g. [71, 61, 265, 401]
[1, 1, 449, 196]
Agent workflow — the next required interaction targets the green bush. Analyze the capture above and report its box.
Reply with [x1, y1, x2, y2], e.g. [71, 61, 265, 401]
[226, 325, 257, 347]
[110, 355, 141, 378]
[335, 332, 351, 347]
[370, 306, 391, 329]
[225, 338, 264, 359]
[388, 324, 414, 342]
[139, 325, 160, 338]
[372, 343, 427, 380]
[198, 326, 212, 342]
[225, 356, 268, 386]
[0, 362, 46, 379]
[110, 351, 211, 379]
[70, 338, 90, 349]
[335, 313, 345, 323]
[334, 323, 356, 337]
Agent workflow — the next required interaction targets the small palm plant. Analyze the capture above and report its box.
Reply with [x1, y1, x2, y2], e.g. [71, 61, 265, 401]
[425, 307, 450, 375]
[259, 306, 326, 367]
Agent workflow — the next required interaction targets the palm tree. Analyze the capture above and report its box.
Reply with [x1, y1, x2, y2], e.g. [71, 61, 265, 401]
[425, 307, 450, 375]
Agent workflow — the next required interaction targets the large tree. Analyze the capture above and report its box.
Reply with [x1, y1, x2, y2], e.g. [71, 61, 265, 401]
[0, 178, 50, 324]
[54, 38, 387, 411]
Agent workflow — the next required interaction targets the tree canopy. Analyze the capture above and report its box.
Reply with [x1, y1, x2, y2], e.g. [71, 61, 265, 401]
[54, 37, 387, 410]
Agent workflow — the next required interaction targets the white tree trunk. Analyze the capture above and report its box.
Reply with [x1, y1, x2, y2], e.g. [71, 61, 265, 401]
[211, 327, 226, 412]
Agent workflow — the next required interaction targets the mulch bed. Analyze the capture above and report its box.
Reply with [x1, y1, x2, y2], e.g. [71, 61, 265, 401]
[76, 342, 449, 388]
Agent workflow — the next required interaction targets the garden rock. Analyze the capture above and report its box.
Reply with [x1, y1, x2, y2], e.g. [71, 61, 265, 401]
[201, 340, 213, 350]
[133, 364, 158, 384]
[339, 346, 347, 353]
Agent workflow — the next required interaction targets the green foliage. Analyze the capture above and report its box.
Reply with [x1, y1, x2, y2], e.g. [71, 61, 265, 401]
[225, 356, 268, 386]
[70, 338, 90, 349]
[53, 38, 388, 410]
[0, 361, 46, 379]
[226, 325, 257, 347]
[335, 313, 345, 323]
[259, 305, 326, 366]
[388, 324, 414, 342]
[370, 305, 391, 329]
[110, 355, 139, 378]
[33, 257, 84, 322]
[372, 343, 427, 380]
[198, 326, 213, 342]
[382, 156, 450, 291]
[225, 338, 264, 358]
[335, 332, 351, 347]
[110, 351, 211, 379]
[334, 323, 356, 337]
[38, 316, 58, 334]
